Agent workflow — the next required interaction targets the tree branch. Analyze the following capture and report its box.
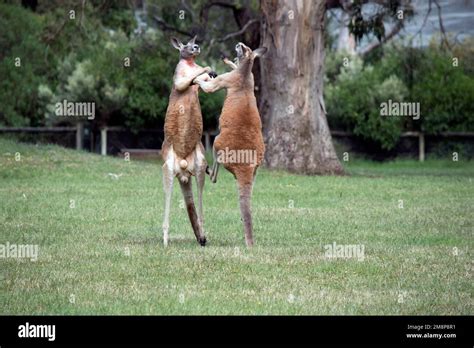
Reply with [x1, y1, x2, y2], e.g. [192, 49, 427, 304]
[217, 18, 258, 42]
[412, 0, 432, 40]
[433, 0, 451, 50]
[357, 0, 413, 56]
[79, 0, 86, 31]
[359, 19, 403, 56]
[200, 0, 237, 19]
[199, 1, 239, 34]
[43, 19, 68, 43]
[181, 0, 196, 23]
[151, 15, 193, 38]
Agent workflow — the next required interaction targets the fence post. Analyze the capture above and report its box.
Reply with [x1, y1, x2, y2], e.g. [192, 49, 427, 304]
[204, 131, 211, 152]
[76, 122, 84, 150]
[100, 127, 107, 156]
[418, 132, 425, 162]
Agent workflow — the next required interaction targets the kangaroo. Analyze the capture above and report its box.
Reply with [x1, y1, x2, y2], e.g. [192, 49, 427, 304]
[194, 43, 267, 247]
[161, 36, 213, 247]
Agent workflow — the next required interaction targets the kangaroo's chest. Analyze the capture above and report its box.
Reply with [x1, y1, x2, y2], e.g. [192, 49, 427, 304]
[164, 86, 203, 158]
[220, 93, 260, 129]
[217, 93, 264, 154]
[166, 61, 202, 124]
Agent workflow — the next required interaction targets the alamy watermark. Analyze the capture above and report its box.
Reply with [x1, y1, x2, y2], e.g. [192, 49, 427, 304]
[324, 242, 365, 261]
[18, 322, 55, 341]
[380, 99, 420, 120]
[0, 242, 38, 262]
[55, 99, 95, 120]
[216, 147, 257, 166]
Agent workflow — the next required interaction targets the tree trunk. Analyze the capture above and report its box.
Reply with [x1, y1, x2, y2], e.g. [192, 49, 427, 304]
[259, 0, 344, 175]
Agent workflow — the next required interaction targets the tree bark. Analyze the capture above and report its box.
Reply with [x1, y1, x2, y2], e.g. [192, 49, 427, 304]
[260, 0, 344, 175]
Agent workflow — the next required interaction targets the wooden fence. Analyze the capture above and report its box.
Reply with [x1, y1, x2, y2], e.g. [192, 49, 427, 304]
[1, 125, 473, 162]
[331, 130, 474, 162]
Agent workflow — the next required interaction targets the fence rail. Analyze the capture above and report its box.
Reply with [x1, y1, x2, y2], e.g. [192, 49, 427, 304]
[1, 126, 473, 161]
[331, 130, 474, 161]
[0, 127, 77, 132]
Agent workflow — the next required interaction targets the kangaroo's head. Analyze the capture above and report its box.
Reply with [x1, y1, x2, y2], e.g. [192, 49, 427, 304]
[171, 36, 201, 59]
[235, 42, 267, 64]
[233, 42, 267, 76]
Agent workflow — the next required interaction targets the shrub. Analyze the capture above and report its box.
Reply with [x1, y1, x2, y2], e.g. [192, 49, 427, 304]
[325, 53, 408, 150]
[0, 4, 51, 126]
[325, 40, 474, 152]
[411, 43, 474, 134]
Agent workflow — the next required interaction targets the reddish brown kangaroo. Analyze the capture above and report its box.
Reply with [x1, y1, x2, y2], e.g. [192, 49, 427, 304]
[194, 43, 267, 247]
[161, 36, 213, 247]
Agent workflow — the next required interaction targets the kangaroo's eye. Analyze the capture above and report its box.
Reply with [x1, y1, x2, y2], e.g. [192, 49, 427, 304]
[193, 45, 199, 50]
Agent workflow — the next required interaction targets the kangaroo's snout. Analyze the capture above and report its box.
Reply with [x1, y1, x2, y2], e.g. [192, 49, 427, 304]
[235, 42, 245, 58]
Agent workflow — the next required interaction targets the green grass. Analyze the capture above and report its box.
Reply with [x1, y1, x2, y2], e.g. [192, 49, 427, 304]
[0, 137, 472, 315]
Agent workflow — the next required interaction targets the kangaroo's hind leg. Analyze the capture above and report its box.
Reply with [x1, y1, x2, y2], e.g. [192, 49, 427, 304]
[236, 169, 255, 247]
[162, 160, 174, 247]
[180, 178, 207, 246]
[195, 144, 207, 238]
[209, 141, 220, 184]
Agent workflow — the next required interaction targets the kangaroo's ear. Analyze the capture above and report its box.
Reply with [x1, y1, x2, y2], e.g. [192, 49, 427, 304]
[253, 47, 268, 58]
[188, 35, 197, 46]
[170, 37, 183, 50]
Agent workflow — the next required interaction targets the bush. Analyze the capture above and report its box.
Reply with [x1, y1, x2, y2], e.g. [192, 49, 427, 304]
[1, 2, 226, 133]
[325, 40, 474, 152]
[38, 33, 130, 128]
[411, 43, 474, 134]
[325, 52, 408, 150]
[0, 4, 51, 126]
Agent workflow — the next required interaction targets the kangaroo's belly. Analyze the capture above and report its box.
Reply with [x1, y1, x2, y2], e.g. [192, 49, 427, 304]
[164, 87, 203, 159]
[215, 97, 265, 169]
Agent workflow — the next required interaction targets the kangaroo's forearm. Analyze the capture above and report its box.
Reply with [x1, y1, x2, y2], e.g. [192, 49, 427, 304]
[199, 81, 219, 93]
[175, 68, 208, 92]
[197, 80, 221, 93]
[223, 58, 238, 70]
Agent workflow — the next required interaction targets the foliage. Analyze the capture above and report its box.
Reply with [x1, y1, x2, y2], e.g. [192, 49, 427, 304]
[345, 0, 413, 43]
[0, 1, 227, 132]
[325, 40, 474, 151]
[38, 31, 130, 127]
[411, 42, 474, 134]
[1, 1, 472, 141]
[325, 52, 408, 150]
[0, 4, 52, 126]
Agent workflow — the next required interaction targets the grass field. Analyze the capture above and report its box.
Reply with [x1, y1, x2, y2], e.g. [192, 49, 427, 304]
[0, 137, 472, 315]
